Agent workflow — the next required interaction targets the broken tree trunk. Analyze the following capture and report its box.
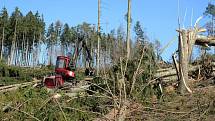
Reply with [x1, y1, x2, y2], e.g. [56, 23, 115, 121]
[195, 35, 215, 46]
[175, 17, 215, 94]
[155, 65, 200, 79]
[155, 63, 215, 84]
[178, 30, 192, 94]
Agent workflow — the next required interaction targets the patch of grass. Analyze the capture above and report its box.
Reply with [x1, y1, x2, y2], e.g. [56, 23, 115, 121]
[0, 61, 53, 85]
[0, 85, 112, 121]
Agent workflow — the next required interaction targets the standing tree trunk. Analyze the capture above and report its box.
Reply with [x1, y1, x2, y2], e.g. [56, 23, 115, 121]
[9, 20, 17, 65]
[21, 32, 26, 66]
[32, 34, 36, 67]
[49, 44, 53, 65]
[97, 0, 101, 75]
[25, 39, 29, 66]
[61, 43, 65, 56]
[10, 40, 16, 65]
[14, 41, 19, 66]
[126, 0, 131, 59]
[178, 30, 192, 94]
[36, 33, 42, 65]
[1, 27, 5, 60]
[212, 15, 214, 37]
[165, 17, 215, 95]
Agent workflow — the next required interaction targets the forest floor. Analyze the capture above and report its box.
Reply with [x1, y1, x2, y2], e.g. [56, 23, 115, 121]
[125, 78, 215, 121]
[0, 72, 215, 121]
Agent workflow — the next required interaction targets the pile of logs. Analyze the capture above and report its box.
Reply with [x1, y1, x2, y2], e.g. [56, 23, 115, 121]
[155, 62, 215, 84]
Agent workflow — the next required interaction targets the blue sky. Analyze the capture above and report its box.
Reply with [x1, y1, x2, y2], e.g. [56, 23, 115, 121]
[0, 0, 212, 61]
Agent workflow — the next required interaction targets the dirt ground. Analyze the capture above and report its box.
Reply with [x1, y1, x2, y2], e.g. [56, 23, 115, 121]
[125, 79, 215, 121]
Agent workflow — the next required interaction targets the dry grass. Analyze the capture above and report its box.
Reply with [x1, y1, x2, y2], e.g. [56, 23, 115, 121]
[124, 80, 215, 121]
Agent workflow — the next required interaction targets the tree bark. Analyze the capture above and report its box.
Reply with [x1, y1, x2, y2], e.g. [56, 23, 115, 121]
[178, 30, 192, 94]
[155, 65, 201, 79]
[32, 34, 36, 67]
[21, 32, 26, 66]
[36, 33, 42, 65]
[1, 27, 5, 60]
[97, 0, 101, 75]
[50, 44, 53, 65]
[175, 17, 215, 94]
[126, 0, 131, 59]
[172, 51, 180, 82]
[9, 20, 17, 65]
[14, 41, 18, 66]
[195, 35, 215, 46]
[25, 39, 29, 66]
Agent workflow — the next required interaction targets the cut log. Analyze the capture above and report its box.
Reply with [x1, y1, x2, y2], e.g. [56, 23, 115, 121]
[0, 80, 41, 93]
[195, 35, 215, 46]
[155, 65, 201, 79]
[155, 62, 215, 85]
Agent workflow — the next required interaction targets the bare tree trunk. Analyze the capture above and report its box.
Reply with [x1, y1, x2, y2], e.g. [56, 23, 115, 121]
[1, 27, 5, 60]
[10, 41, 16, 65]
[48, 47, 50, 66]
[25, 39, 29, 66]
[49, 44, 53, 65]
[36, 35, 39, 66]
[97, 0, 101, 75]
[90, 40, 93, 68]
[108, 45, 110, 64]
[126, 0, 131, 59]
[9, 20, 17, 65]
[54, 44, 56, 64]
[104, 38, 107, 66]
[212, 15, 214, 37]
[21, 34, 24, 66]
[32, 34, 36, 67]
[178, 30, 192, 94]
[61, 44, 64, 56]
[36, 33, 42, 65]
[14, 41, 19, 66]
[21, 32, 26, 66]
[28, 52, 31, 67]
[16, 42, 20, 66]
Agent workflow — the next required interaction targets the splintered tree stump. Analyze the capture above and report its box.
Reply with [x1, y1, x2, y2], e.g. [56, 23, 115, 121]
[176, 17, 215, 94]
[178, 30, 192, 94]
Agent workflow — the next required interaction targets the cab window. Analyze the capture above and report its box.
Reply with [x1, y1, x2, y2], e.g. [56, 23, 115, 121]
[56, 58, 65, 68]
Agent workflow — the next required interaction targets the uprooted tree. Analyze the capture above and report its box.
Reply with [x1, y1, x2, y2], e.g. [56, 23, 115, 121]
[177, 17, 215, 94]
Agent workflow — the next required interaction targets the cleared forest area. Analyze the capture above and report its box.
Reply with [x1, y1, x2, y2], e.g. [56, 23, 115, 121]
[1, 0, 215, 121]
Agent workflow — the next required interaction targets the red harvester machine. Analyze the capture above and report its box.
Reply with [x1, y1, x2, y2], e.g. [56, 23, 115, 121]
[44, 35, 94, 89]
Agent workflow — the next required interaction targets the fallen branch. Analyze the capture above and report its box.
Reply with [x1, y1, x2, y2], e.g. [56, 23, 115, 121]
[0, 102, 41, 121]
[63, 106, 110, 121]
[55, 99, 68, 121]
[130, 47, 145, 95]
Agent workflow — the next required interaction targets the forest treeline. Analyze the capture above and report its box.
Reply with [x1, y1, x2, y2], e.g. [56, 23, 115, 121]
[0, 7, 160, 67]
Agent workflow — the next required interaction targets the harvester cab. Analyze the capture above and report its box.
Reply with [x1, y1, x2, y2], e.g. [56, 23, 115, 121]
[44, 35, 94, 89]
